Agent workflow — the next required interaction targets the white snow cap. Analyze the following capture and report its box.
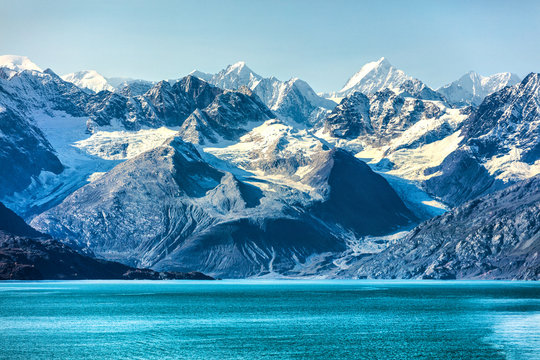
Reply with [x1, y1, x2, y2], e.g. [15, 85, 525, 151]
[225, 61, 252, 75]
[341, 57, 392, 91]
[339, 57, 410, 95]
[0, 55, 43, 72]
[61, 70, 115, 93]
[229, 61, 247, 69]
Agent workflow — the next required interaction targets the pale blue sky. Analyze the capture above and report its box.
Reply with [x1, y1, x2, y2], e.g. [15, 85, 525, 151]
[1, 0, 538, 92]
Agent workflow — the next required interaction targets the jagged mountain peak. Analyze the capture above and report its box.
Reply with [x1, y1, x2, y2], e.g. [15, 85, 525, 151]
[188, 69, 212, 82]
[457, 70, 521, 88]
[210, 61, 262, 91]
[522, 72, 539, 87]
[336, 58, 445, 103]
[438, 70, 521, 107]
[180, 73, 212, 87]
[221, 61, 258, 79]
[220, 61, 257, 79]
[339, 57, 409, 94]
[0, 55, 43, 73]
[332, 58, 449, 104]
[192, 62, 335, 125]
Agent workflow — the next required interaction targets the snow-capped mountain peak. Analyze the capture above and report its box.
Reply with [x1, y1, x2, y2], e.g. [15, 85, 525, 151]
[480, 72, 521, 92]
[0, 55, 43, 73]
[211, 61, 262, 90]
[437, 70, 521, 107]
[228, 60, 248, 71]
[339, 57, 412, 96]
[188, 69, 212, 82]
[61, 70, 114, 93]
[191, 62, 336, 125]
[334, 57, 446, 103]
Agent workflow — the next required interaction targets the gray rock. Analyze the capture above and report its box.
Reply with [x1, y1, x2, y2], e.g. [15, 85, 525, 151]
[347, 176, 540, 280]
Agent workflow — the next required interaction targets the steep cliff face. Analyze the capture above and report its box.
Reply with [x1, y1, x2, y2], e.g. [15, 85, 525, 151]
[344, 176, 540, 280]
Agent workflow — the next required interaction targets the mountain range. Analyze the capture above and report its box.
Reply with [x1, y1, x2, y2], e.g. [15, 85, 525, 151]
[0, 54, 538, 279]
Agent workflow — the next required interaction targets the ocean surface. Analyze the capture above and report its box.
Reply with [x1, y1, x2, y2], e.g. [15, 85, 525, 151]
[0, 280, 539, 359]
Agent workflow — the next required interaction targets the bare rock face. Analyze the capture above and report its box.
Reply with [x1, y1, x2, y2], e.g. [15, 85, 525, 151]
[87, 75, 274, 138]
[346, 176, 540, 280]
[422, 149, 504, 207]
[0, 201, 213, 280]
[306, 148, 415, 236]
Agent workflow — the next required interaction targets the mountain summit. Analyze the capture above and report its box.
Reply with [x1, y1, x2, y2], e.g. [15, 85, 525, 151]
[334, 58, 445, 102]
[437, 71, 521, 107]
[339, 57, 408, 95]
[190, 61, 336, 125]
[61, 70, 115, 93]
[0, 55, 42, 73]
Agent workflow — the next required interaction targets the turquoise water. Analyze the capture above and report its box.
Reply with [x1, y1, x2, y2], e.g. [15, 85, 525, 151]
[0, 280, 539, 359]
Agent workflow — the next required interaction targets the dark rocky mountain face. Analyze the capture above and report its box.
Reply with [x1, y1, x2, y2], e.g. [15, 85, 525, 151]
[31, 136, 415, 278]
[0, 233, 214, 280]
[0, 108, 63, 198]
[321, 89, 445, 144]
[86, 75, 272, 135]
[178, 88, 275, 144]
[0, 202, 46, 238]
[0, 201, 213, 280]
[323, 92, 372, 139]
[460, 73, 540, 162]
[306, 149, 415, 236]
[346, 176, 540, 280]
[0, 68, 90, 117]
[398, 79, 448, 103]
[422, 149, 505, 207]
[423, 73, 540, 206]
[1, 68, 273, 137]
